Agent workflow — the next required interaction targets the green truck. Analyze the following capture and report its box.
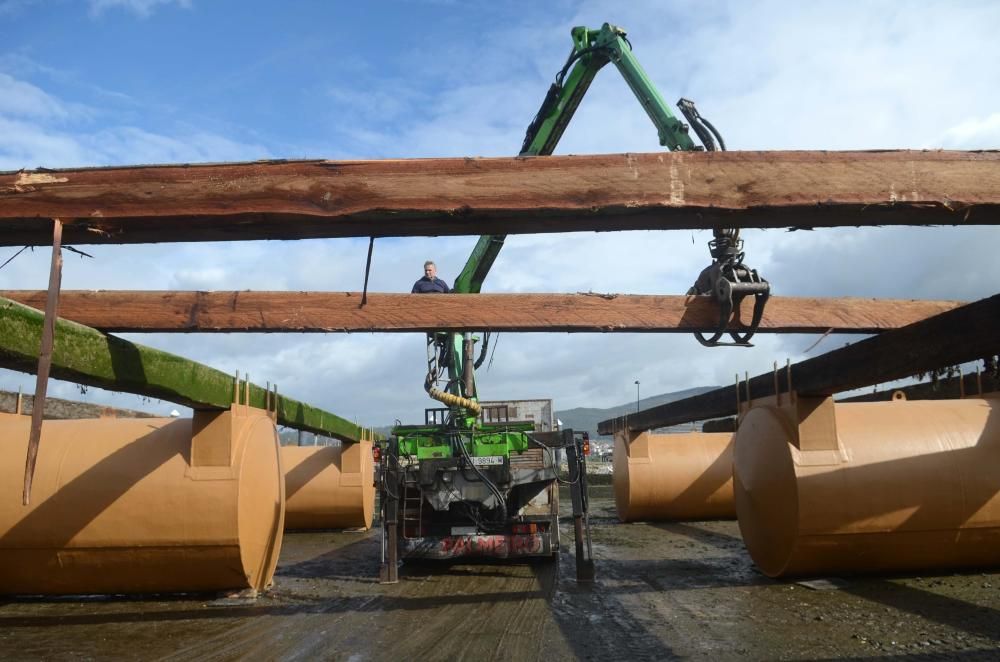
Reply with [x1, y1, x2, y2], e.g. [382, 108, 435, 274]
[378, 23, 763, 584]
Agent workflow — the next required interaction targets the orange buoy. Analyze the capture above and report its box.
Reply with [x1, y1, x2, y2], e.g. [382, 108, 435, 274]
[281, 443, 374, 530]
[0, 406, 284, 595]
[734, 395, 1000, 577]
[613, 431, 734, 522]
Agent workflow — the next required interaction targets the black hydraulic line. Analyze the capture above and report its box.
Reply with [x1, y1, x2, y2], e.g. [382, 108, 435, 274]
[676, 99, 769, 346]
[700, 116, 726, 151]
[676, 98, 722, 152]
[360, 236, 375, 307]
[451, 429, 508, 529]
[522, 46, 611, 154]
[555, 45, 608, 86]
[473, 331, 490, 369]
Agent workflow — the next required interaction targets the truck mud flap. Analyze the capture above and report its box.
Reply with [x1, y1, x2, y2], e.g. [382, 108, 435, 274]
[401, 533, 552, 559]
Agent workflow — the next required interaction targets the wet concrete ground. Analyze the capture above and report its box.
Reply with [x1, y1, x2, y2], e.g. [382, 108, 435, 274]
[1, 487, 999, 660]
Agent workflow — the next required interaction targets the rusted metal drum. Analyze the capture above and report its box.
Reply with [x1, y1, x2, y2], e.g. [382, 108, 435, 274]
[281, 442, 374, 530]
[0, 408, 284, 595]
[734, 397, 1000, 577]
[613, 431, 734, 522]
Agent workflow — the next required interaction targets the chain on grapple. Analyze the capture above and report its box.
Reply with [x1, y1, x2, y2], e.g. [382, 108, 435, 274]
[688, 228, 770, 347]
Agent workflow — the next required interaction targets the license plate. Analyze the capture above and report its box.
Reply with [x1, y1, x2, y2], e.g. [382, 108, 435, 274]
[470, 455, 504, 466]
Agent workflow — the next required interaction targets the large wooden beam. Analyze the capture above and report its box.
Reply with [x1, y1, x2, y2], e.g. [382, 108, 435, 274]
[0, 290, 964, 334]
[598, 293, 1000, 435]
[0, 297, 369, 442]
[2, 150, 998, 245]
[699, 371, 1000, 432]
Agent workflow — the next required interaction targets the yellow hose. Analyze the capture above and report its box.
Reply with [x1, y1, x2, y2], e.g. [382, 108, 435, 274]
[427, 388, 482, 415]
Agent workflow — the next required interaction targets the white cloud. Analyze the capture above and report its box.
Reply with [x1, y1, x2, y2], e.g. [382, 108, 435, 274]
[0, 0, 39, 16]
[560, 0, 1000, 151]
[170, 266, 229, 290]
[939, 113, 1000, 149]
[88, 0, 191, 18]
[0, 116, 91, 169]
[0, 72, 69, 119]
[80, 127, 270, 166]
[0, 68, 271, 169]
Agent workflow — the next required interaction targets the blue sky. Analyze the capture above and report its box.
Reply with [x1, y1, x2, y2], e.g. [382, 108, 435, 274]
[2, 0, 999, 427]
[3, 0, 574, 163]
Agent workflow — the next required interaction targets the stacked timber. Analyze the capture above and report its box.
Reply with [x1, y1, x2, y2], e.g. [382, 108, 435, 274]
[734, 395, 1000, 577]
[0, 406, 284, 595]
[613, 431, 734, 522]
[281, 443, 375, 530]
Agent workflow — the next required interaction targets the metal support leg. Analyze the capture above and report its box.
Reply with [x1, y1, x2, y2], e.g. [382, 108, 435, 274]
[360, 236, 375, 308]
[23, 218, 63, 506]
[379, 443, 400, 584]
[565, 430, 595, 582]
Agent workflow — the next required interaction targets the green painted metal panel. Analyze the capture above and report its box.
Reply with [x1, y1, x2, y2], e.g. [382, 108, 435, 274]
[392, 422, 534, 459]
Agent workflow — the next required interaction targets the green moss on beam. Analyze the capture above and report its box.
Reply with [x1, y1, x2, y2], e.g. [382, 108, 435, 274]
[0, 297, 368, 442]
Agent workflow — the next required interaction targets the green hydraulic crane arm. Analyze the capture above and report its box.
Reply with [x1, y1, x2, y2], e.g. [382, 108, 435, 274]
[452, 23, 698, 296]
[440, 23, 707, 408]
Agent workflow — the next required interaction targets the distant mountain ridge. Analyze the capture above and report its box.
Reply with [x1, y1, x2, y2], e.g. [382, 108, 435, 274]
[351, 385, 720, 442]
[556, 385, 718, 439]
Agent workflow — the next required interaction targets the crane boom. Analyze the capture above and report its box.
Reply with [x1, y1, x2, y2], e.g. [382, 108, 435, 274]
[452, 23, 699, 297]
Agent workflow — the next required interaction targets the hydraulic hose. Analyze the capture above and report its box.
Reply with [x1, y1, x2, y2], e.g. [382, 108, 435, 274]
[426, 387, 482, 415]
[453, 430, 508, 530]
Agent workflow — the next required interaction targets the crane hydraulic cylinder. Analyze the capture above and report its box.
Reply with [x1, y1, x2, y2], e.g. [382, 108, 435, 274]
[0, 406, 284, 595]
[281, 443, 374, 530]
[734, 395, 1000, 577]
[613, 431, 734, 522]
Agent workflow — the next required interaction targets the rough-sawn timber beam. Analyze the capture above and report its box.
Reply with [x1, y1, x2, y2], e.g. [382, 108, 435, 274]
[0, 291, 965, 334]
[598, 293, 1000, 435]
[0, 297, 368, 442]
[700, 372, 1000, 432]
[2, 150, 998, 245]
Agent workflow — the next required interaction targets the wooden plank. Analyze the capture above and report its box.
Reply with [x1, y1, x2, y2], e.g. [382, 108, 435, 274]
[700, 373, 999, 430]
[0, 291, 965, 334]
[0, 297, 369, 442]
[597, 293, 1000, 435]
[1, 150, 998, 245]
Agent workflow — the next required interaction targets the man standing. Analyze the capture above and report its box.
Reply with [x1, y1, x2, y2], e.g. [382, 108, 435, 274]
[412, 260, 450, 293]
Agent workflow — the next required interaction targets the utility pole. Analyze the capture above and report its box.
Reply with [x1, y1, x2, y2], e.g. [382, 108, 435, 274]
[634, 380, 640, 413]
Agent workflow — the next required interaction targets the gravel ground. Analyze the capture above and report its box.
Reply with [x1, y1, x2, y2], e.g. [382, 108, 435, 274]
[1, 486, 998, 661]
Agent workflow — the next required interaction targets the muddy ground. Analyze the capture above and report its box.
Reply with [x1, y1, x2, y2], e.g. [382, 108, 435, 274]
[1, 486, 999, 661]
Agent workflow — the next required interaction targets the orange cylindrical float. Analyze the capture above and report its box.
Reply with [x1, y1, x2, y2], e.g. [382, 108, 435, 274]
[613, 431, 734, 522]
[0, 406, 284, 595]
[734, 396, 1000, 578]
[281, 442, 374, 530]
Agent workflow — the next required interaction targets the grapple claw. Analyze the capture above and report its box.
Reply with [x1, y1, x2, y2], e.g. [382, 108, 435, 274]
[691, 230, 770, 347]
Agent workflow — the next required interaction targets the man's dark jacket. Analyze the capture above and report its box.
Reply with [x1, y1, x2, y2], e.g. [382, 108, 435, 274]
[412, 276, 450, 293]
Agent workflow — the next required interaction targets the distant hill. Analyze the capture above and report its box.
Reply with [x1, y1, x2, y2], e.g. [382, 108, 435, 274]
[291, 385, 721, 443]
[556, 385, 718, 439]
